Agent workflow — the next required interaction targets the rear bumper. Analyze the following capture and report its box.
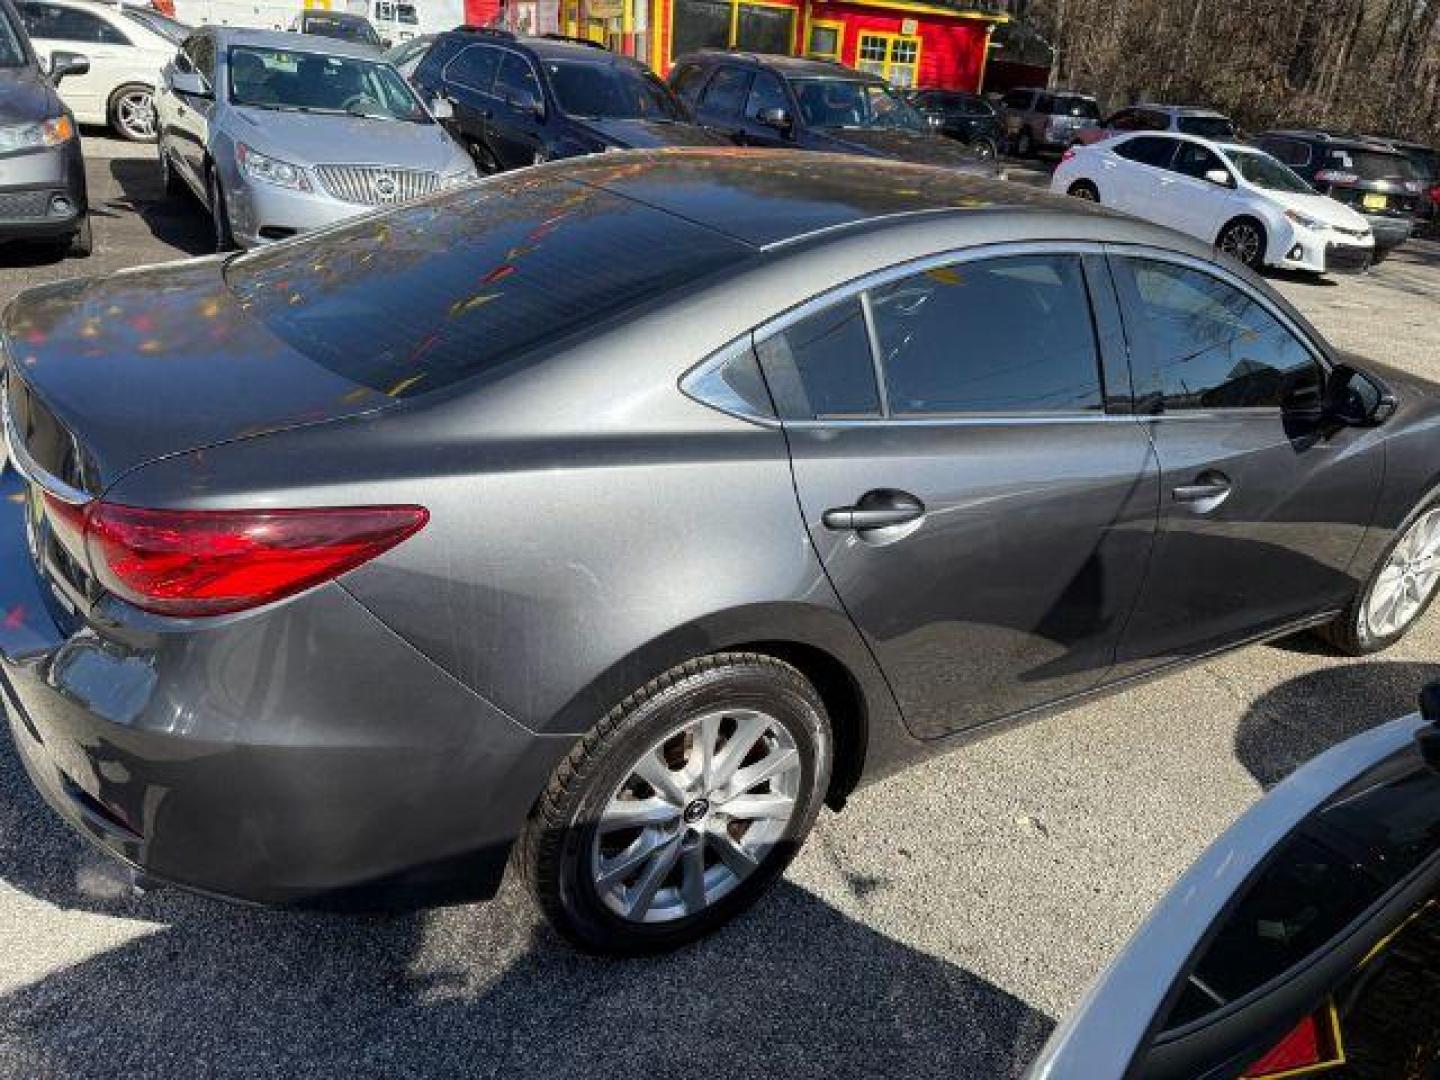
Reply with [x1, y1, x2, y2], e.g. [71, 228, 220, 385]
[0, 476, 567, 908]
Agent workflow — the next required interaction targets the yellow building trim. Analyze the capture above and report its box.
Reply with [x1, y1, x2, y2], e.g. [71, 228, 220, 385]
[805, 16, 844, 59]
[855, 28, 921, 87]
[820, 0, 1008, 21]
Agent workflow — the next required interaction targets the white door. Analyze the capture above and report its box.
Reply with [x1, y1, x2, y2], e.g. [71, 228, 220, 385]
[1160, 141, 1240, 246]
[1106, 135, 1181, 221]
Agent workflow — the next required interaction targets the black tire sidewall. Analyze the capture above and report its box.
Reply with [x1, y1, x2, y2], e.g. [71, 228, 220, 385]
[545, 661, 831, 954]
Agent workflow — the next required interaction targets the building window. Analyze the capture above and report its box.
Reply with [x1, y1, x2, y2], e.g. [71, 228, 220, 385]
[806, 19, 842, 59]
[671, 0, 795, 60]
[856, 31, 920, 87]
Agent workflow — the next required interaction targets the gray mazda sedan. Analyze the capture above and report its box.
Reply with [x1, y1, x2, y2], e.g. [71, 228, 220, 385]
[3, 150, 1439, 954]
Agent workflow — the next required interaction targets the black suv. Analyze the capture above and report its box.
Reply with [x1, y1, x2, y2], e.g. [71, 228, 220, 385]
[1256, 130, 1420, 259]
[668, 52, 990, 171]
[1371, 137, 1438, 233]
[907, 88, 1000, 159]
[413, 29, 720, 174]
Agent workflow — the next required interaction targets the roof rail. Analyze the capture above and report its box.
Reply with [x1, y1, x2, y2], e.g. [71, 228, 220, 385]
[458, 25, 515, 38]
[541, 32, 607, 49]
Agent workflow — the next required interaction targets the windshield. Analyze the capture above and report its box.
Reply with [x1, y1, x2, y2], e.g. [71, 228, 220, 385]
[0, 7, 27, 67]
[792, 78, 925, 132]
[1051, 94, 1098, 119]
[1325, 147, 1418, 181]
[543, 60, 686, 120]
[123, 8, 190, 43]
[1177, 114, 1236, 140]
[304, 14, 380, 47]
[1227, 149, 1313, 194]
[228, 46, 429, 123]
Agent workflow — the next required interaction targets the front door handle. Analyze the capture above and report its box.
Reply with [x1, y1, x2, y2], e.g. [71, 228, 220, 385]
[1173, 472, 1232, 504]
[823, 490, 926, 531]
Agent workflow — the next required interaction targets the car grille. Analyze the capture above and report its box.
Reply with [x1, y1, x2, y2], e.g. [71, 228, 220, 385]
[0, 189, 54, 220]
[1326, 242, 1372, 274]
[314, 165, 439, 207]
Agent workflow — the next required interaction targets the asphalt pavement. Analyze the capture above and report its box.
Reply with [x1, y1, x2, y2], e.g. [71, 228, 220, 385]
[1, 133, 1439, 1080]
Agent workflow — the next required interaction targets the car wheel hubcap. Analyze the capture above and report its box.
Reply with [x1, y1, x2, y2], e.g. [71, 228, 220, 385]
[590, 707, 801, 924]
[118, 91, 154, 139]
[1223, 224, 1261, 265]
[1365, 509, 1440, 639]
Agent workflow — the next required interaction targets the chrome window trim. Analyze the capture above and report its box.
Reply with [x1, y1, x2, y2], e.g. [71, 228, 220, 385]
[677, 335, 779, 427]
[1, 378, 90, 505]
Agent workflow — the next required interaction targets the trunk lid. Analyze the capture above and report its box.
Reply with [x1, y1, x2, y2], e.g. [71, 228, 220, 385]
[2, 256, 398, 494]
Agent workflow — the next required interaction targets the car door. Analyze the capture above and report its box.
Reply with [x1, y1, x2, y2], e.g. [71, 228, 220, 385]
[691, 63, 751, 143]
[732, 68, 791, 147]
[16, 0, 128, 121]
[1105, 134, 1179, 218]
[761, 247, 1159, 739]
[1107, 252, 1384, 675]
[487, 50, 545, 168]
[174, 32, 214, 183]
[438, 42, 500, 158]
[1162, 140, 1240, 244]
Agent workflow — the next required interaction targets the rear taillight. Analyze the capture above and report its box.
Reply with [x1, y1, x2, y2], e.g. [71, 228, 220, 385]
[42, 497, 428, 616]
[1429, 183, 1440, 202]
[1314, 169, 1359, 185]
[1241, 1006, 1344, 1079]
[1061, 147, 1076, 163]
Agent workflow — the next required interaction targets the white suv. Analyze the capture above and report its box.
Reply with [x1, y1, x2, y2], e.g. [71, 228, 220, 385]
[16, 0, 175, 140]
[1052, 132, 1376, 275]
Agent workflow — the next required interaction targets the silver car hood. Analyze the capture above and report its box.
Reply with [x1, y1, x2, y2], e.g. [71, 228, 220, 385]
[229, 108, 463, 170]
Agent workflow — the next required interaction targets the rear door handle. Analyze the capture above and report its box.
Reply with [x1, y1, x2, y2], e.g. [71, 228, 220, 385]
[822, 490, 926, 531]
[1173, 472, 1232, 504]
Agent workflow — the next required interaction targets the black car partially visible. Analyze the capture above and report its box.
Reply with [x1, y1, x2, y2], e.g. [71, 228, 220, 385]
[907, 88, 1000, 159]
[0, 0, 89, 257]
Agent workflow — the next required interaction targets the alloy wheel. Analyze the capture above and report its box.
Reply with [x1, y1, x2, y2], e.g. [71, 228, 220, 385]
[1364, 509, 1440, 639]
[115, 89, 155, 141]
[1220, 221, 1263, 268]
[590, 707, 802, 924]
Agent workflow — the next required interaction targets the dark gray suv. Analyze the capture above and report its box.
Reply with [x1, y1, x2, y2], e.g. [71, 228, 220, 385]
[3, 150, 1438, 955]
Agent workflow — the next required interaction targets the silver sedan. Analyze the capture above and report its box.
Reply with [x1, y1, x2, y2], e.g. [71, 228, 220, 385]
[153, 26, 477, 250]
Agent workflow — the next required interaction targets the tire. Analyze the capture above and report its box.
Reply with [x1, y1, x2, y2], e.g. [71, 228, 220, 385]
[108, 83, 156, 143]
[1068, 180, 1100, 203]
[1016, 128, 1033, 158]
[520, 652, 833, 955]
[1317, 499, 1440, 655]
[972, 136, 998, 162]
[1216, 216, 1267, 271]
[159, 145, 186, 199]
[207, 167, 234, 253]
[66, 213, 92, 258]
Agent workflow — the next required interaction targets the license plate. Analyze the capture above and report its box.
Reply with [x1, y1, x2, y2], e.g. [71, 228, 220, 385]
[1362, 193, 1389, 210]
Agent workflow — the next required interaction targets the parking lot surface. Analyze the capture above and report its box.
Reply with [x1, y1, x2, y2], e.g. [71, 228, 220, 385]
[1, 135, 1439, 1080]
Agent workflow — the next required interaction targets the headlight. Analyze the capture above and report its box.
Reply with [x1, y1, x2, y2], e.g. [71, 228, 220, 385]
[0, 115, 74, 153]
[235, 143, 310, 191]
[1284, 208, 1325, 232]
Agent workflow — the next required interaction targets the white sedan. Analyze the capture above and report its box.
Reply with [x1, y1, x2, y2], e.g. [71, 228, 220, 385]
[1051, 132, 1376, 275]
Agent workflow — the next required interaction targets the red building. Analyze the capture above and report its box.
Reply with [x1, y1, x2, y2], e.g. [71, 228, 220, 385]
[798, 0, 1002, 91]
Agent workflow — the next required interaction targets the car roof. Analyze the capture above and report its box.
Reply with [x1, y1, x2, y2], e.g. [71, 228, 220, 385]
[539, 148, 1203, 252]
[1133, 104, 1227, 116]
[440, 28, 635, 63]
[681, 50, 867, 79]
[208, 25, 383, 59]
[1262, 129, 1405, 153]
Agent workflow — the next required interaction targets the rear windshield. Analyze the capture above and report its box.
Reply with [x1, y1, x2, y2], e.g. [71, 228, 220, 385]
[1050, 94, 1099, 118]
[1177, 115, 1236, 140]
[304, 13, 380, 47]
[1324, 147, 1417, 181]
[225, 174, 749, 398]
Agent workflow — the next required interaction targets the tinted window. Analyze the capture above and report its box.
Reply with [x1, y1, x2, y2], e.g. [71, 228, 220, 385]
[1051, 94, 1098, 118]
[546, 60, 686, 120]
[669, 61, 706, 103]
[745, 70, 786, 120]
[700, 65, 751, 116]
[227, 176, 750, 399]
[869, 255, 1102, 415]
[495, 52, 541, 109]
[1323, 147, 1417, 181]
[1107, 109, 1138, 130]
[413, 32, 463, 87]
[756, 299, 879, 420]
[1114, 135, 1177, 168]
[1176, 114, 1235, 140]
[1172, 141, 1226, 180]
[1258, 137, 1310, 168]
[20, 3, 128, 44]
[446, 43, 499, 93]
[1140, 109, 1169, 131]
[1116, 259, 1322, 411]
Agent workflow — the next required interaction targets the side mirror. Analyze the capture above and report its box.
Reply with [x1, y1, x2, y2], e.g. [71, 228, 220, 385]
[429, 95, 453, 121]
[1204, 167, 1235, 188]
[756, 105, 791, 134]
[48, 50, 89, 85]
[1325, 364, 1396, 426]
[170, 67, 211, 98]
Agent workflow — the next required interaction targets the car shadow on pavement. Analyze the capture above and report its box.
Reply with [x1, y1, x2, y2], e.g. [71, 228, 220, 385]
[1234, 657, 1440, 788]
[0, 745, 1053, 1080]
[106, 158, 213, 258]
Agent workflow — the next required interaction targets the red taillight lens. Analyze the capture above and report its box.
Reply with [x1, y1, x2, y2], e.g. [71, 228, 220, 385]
[1242, 1007, 1344, 1079]
[77, 503, 428, 617]
[1314, 169, 1359, 186]
[1061, 147, 1076, 163]
[1429, 183, 1440, 202]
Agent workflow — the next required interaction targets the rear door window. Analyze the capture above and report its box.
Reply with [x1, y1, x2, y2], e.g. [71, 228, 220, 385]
[1112, 258, 1323, 412]
[494, 51, 541, 109]
[1171, 141, 1226, 180]
[445, 43, 500, 94]
[744, 70, 787, 122]
[756, 299, 880, 420]
[668, 61, 707, 104]
[699, 65, 752, 117]
[868, 255, 1103, 415]
[1114, 135, 1178, 169]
